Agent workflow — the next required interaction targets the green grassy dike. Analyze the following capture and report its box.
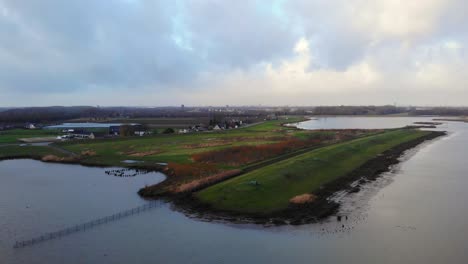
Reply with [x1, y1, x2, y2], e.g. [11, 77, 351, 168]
[196, 129, 431, 214]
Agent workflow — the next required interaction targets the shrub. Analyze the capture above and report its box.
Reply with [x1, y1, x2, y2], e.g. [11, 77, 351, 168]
[289, 193, 317, 204]
[167, 162, 218, 178]
[162, 128, 175, 134]
[174, 169, 242, 193]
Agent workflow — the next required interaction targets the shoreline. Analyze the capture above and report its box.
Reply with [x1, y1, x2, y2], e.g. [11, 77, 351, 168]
[167, 130, 446, 226]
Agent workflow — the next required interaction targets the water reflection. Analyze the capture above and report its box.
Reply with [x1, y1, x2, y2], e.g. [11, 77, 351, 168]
[296, 116, 441, 130]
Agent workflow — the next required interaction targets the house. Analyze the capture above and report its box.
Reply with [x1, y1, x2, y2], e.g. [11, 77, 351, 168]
[77, 132, 95, 139]
[25, 123, 36, 129]
[134, 130, 152, 136]
[60, 131, 107, 140]
[70, 129, 95, 139]
[190, 124, 208, 132]
[267, 114, 278, 120]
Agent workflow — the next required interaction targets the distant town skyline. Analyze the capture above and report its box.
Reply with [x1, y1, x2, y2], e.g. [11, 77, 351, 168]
[0, 0, 467, 106]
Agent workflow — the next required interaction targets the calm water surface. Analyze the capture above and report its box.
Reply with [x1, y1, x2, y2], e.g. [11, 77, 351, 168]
[2, 117, 468, 263]
[296, 116, 441, 129]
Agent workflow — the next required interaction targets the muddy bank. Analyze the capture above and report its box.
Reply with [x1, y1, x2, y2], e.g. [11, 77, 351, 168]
[167, 130, 446, 226]
[414, 121, 443, 126]
[434, 118, 468, 123]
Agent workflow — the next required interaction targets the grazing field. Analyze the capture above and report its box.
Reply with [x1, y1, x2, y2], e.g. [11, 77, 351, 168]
[0, 129, 60, 144]
[107, 117, 211, 128]
[57, 117, 309, 167]
[67, 117, 212, 129]
[196, 129, 432, 214]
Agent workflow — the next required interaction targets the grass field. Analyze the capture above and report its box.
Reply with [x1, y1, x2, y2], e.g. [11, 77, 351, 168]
[196, 129, 431, 214]
[57, 117, 310, 167]
[0, 117, 309, 167]
[67, 117, 212, 129]
[0, 129, 60, 144]
[51, 117, 386, 196]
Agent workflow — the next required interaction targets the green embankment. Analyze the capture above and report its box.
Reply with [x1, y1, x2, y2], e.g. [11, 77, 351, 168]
[196, 129, 431, 214]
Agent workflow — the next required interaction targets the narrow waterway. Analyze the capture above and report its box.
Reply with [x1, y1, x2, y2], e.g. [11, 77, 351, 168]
[2, 117, 467, 263]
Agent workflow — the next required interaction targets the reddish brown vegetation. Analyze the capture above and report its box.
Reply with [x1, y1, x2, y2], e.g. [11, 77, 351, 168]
[192, 138, 321, 166]
[289, 193, 317, 204]
[174, 169, 242, 193]
[80, 150, 96, 156]
[139, 130, 378, 197]
[191, 130, 376, 166]
[126, 150, 162, 157]
[167, 162, 218, 178]
[183, 136, 284, 150]
[41, 155, 78, 162]
[182, 142, 231, 149]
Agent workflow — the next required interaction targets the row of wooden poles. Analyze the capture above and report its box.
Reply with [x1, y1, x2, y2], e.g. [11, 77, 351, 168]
[13, 202, 159, 249]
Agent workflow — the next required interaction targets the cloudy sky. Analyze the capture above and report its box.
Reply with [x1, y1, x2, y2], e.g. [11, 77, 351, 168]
[0, 0, 467, 106]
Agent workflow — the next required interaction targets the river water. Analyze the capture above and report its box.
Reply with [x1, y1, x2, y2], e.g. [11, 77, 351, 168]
[1, 117, 467, 263]
[295, 116, 442, 129]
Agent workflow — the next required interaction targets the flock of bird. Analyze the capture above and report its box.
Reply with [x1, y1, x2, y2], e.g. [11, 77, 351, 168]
[105, 168, 150, 177]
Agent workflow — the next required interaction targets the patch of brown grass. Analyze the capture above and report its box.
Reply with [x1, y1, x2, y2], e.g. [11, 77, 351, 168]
[183, 136, 285, 150]
[192, 139, 320, 166]
[41, 155, 78, 162]
[81, 150, 96, 156]
[167, 162, 218, 178]
[127, 150, 162, 157]
[173, 169, 242, 193]
[182, 142, 230, 149]
[289, 193, 317, 204]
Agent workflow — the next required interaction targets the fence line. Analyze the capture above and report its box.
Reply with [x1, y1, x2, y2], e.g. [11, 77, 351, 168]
[13, 201, 159, 249]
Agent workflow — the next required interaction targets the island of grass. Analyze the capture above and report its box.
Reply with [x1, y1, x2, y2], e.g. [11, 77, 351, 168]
[0, 117, 445, 225]
[0, 117, 383, 196]
[191, 129, 445, 223]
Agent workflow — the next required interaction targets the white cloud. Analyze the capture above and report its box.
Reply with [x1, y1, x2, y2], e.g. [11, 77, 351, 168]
[349, 0, 450, 41]
[0, 0, 467, 106]
[179, 36, 467, 106]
